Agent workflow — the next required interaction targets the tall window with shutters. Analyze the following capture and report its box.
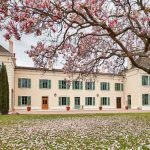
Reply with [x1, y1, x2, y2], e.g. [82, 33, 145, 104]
[39, 79, 51, 89]
[72, 81, 83, 90]
[85, 82, 95, 90]
[101, 97, 110, 106]
[100, 82, 110, 91]
[142, 94, 150, 106]
[59, 97, 70, 106]
[58, 80, 70, 89]
[115, 83, 123, 91]
[142, 76, 150, 86]
[85, 97, 95, 106]
[18, 96, 31, 106]
[18, 78, 31, 88]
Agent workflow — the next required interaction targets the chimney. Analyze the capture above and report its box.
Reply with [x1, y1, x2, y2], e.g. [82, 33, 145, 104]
[48, 61, 53, 70]
[9, 40, 13, 53]
[127, 58, 132, 69]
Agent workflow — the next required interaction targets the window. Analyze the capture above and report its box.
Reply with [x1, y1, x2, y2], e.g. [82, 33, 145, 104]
[72, 81, 83, 89]
[100, 82, 110, 90]
[59, 97, 70, 106]
[18, 96, 31, 106]
[142, 94, 150, 106]
[101, 97, 110, 106]
[142, 76, 149, 86]
[59, 80, 70, 89]
[115, 83, 123, 91]
[18, 78, 31, 88]
[39, 79, 51, 89]
[85, 97, 95, 106]
[85, 82, 95, 90]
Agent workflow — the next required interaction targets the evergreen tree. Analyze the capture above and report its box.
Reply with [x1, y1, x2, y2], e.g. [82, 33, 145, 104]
[0, 63, 2, 113]
[0, 63, 9, 114]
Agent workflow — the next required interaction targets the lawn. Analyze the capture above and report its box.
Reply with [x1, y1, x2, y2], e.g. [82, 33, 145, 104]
[0, 113, 150, 149]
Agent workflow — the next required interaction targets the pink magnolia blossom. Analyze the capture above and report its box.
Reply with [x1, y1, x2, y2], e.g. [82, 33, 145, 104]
[0, 0, 150, 75]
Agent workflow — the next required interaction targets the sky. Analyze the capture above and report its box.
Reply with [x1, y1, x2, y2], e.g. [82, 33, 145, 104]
[0, 31, 63, 68]
[0, 31, 35, 67]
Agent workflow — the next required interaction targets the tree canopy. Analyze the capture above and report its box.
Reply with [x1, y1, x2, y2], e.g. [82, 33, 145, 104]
[0, 0, 150, 75]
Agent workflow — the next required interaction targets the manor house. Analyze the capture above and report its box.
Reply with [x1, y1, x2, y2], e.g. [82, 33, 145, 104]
[0, 41, 150, 112]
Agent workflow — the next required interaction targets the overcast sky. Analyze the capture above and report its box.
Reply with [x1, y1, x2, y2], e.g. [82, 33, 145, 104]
[0, 31, 35, 67]
[0, 31, 63, 68]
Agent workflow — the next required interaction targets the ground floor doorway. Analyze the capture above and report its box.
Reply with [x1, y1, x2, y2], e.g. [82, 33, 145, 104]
[116, 97, 121, 108]
[74, 97, 80, 109]
[42, 96, 48, 110]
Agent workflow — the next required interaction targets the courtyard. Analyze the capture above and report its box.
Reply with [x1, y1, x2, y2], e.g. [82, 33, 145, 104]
[0, 113, 150, 149]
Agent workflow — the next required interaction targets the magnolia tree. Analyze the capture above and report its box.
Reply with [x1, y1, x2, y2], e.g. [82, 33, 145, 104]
[0, 0, 150, 76]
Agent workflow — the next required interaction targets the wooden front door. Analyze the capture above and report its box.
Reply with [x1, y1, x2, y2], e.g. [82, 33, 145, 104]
[42, 97, 48, 109]
[116, 97, 121, 108]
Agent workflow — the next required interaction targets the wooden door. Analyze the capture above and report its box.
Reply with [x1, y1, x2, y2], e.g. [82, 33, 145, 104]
[116, 97, 121, 108]
[42, 97, 48, 109]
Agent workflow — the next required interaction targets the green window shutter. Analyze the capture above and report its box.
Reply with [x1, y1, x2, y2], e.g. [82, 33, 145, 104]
[59, 80, 61, 89]
[28, 79, 31, 88]
[142, 76, 144, 85]
[93, 97, 95, 106]
[27, 96, 31, 105]
[80, 82, 83, 90]
[18, 78, 21, 88]
[108, 97, 110, 105]
[93, 82, 95, 90]
[67, 82, 70, 89]
[39, 79, 42, 88]
[107, 83, 110, 90]
[72, 81, 74, 89]
[48, 80, 51, 89]
[142, 94, 144, 105]
[115, 83, 117, 90]
[85, 97, 88, 105]
[100, 97, 102, 105]
[59, 97, 61, 106]
[18, 96, 22, 106]
[67, 97, 70, 105]
[121, 84, 123, 91]
[85, 82, 87, 90]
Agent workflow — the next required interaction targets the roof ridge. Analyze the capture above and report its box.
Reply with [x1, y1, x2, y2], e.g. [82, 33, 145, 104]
[0, 45, 12, 56]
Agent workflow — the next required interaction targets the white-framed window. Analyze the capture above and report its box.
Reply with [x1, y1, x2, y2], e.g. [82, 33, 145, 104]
[72, 81, 83, 90]
[58, 80, 70, 89]
[59, 97, 70, 106]
[39, 79, 51, 89]
[142, 76, 150, 86]
[18, 78, 31, 88]
[115, 83, 123, 91]
[142, 94, 150, 106]
[100, 82, 110, 91]
[18, 96, 31, 106]
[101, 97, 110, 106]
[85, 97, 95, 106]
[85, 82, 95, 90]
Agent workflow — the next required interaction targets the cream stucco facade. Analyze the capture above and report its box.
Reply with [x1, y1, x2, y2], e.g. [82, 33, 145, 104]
[0, 44, 150, 111]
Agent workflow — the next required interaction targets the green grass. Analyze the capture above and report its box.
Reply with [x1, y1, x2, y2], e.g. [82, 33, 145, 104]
[0, 112, 150, 122]
[0, 113, 150, 149]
